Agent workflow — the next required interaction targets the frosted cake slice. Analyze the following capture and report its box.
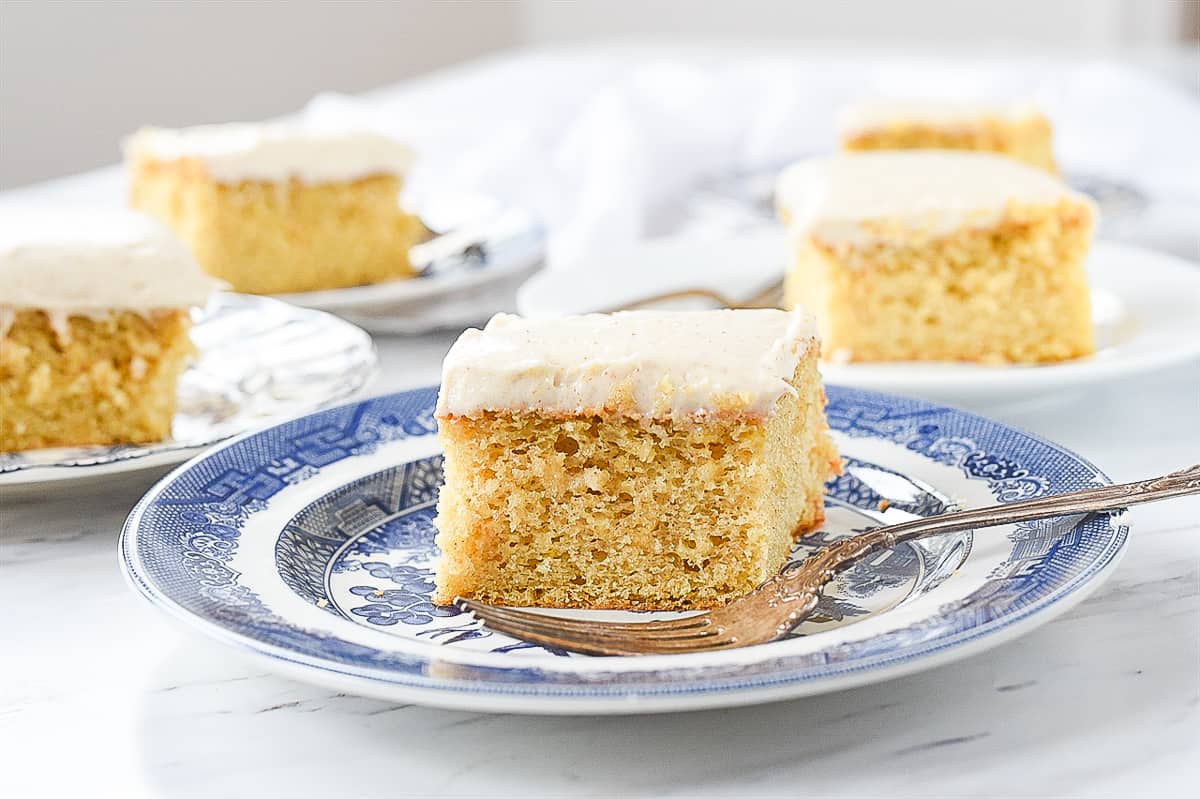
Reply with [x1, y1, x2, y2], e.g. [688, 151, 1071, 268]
[126, 123, 425, 294]
[0, 209, 217, 451]
[838, 100, 1058, 173]
[432, 309, 841, 611]
[777, 151, 1096, 364]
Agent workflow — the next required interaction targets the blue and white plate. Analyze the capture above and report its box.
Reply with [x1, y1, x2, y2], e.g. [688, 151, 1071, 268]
[120, 386, 1127, 714]
[0, 294, 377, 489]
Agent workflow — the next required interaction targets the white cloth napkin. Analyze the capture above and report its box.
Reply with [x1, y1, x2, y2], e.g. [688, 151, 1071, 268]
[304, 43, 1200, 274]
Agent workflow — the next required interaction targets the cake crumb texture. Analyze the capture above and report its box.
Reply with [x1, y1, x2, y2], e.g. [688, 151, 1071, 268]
[130, 158, 425, 294]
[785, 199, 1095, 363]
[433, 358, 840, 610]
[1, 310, 192, 450]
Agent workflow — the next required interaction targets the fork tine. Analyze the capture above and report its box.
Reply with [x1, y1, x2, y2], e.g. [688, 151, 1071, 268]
[460, 606, 712, 636]
[470, 613, 737, 656]
[465, 616, 621, 656]
[454, 599, 713, 633]
[460, 607, 728, 650]
[459, 601, 720, 642]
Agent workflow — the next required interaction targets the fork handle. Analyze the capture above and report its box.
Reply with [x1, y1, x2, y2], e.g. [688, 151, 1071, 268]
[884, 464, 1200, 545]
[599, 288, 736, 314]
[778, 464, 1200, 595]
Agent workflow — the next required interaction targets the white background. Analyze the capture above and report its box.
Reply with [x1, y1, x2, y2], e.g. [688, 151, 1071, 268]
[2, 0, 1196, 188]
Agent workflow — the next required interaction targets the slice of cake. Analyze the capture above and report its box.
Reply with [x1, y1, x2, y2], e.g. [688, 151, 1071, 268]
[838, 100, 1058, 173]
[125, 123, 425, 294]
[776, 151, 1096, 364]
[1, 209, 217, 451]
[432, 309, 841, 610]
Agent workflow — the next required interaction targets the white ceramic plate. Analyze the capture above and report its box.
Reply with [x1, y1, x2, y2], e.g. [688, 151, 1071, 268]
[0, 294, 377, 488]
[517, 233, 1200, 408]
[276, 199, 545, 334]
[121, 385, 1127, 715]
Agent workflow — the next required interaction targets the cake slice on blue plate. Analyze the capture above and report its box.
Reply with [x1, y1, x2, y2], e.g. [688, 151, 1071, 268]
[432, 308, 840, 610]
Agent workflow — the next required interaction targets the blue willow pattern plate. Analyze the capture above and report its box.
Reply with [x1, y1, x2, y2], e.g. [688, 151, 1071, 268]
[120, 386, 1127, 714]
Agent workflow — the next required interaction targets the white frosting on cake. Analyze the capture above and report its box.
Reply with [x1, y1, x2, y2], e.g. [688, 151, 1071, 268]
[0, 209, 219, 327]
[838, 100, 1043, 136]
[124, 123, 414, 184]
[776, 151, 1090, 245]
[437, 309, 819, 421]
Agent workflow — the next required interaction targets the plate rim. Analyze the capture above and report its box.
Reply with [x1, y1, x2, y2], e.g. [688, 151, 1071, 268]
[0, 294, 378, 487]
[119, 385, 1128, 714]
[517, 238, 1200, 399]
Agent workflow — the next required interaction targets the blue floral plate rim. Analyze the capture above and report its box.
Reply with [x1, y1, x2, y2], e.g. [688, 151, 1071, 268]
[119, 385, 1127, 714]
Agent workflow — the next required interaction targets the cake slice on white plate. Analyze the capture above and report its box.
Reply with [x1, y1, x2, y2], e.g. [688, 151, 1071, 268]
[126, 123, 425, 294]
[777, 151, 1095, 364]
[837, 99, 1058, 172]
[0, 209, 217, 451]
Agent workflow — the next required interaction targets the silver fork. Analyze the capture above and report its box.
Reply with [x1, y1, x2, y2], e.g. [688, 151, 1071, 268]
[456, 465, 1200, 656]
[599, 278, 784, 314]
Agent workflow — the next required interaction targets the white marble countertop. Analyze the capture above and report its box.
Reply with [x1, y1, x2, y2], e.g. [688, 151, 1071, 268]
[2, 335, 1198, 798]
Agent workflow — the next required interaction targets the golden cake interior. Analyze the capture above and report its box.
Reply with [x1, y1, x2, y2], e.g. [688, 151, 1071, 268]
[1, 310, 193, 450]
[841, 115, 1057, 173]
[434, 358, 840, 610]
[129, 157, 426, 294]
[784, 199, 1095, 364]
